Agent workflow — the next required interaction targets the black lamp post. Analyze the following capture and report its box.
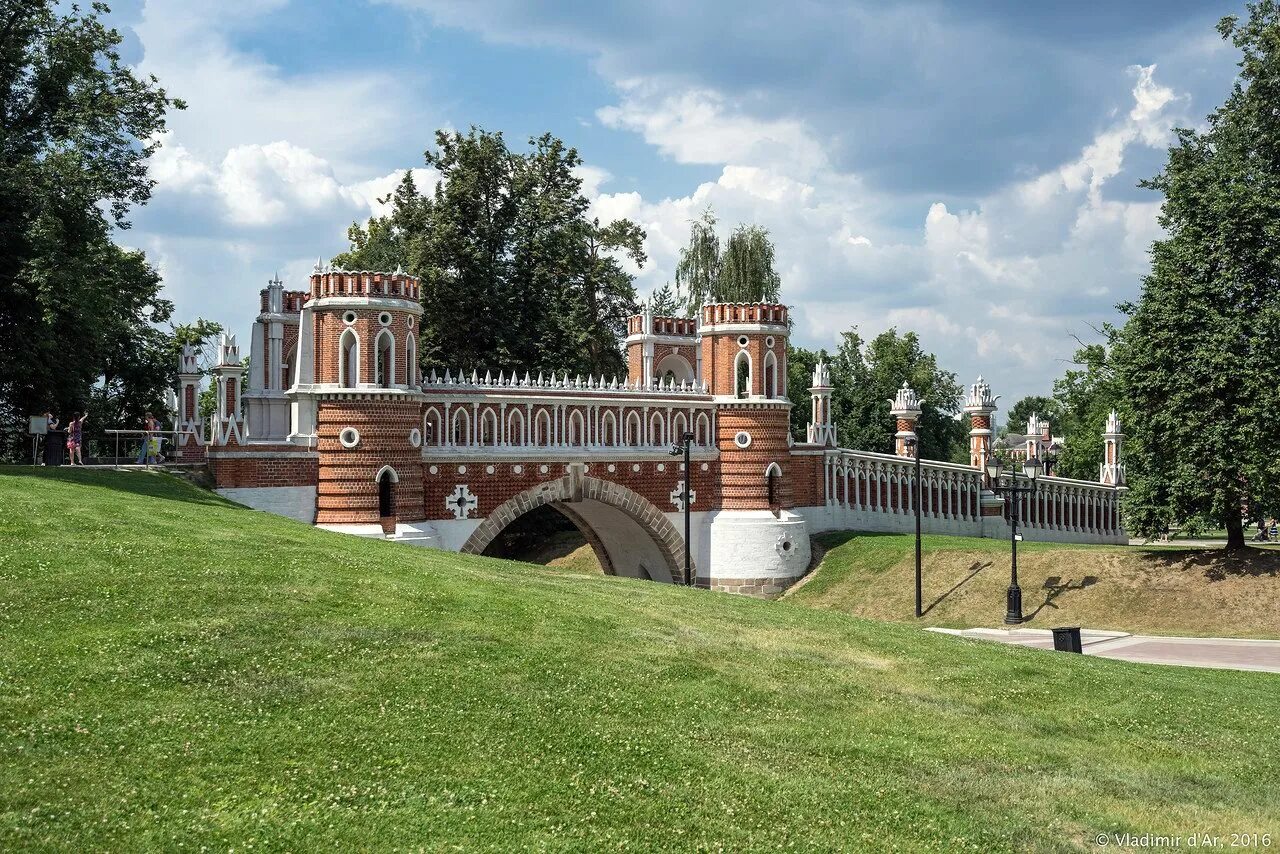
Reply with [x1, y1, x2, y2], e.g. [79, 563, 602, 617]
[985, 454, 1043, 625]
[669, 431, 695, 587]
[904, 436, 923, 618]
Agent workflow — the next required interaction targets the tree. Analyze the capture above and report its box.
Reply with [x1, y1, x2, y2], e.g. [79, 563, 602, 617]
[673, 207, 782, 314]
[788, 327, 965, 459]
[0, 1, 182, 458]
[1002, 395, 1063, 438]
[338, 129, 644, 378]
[647, 283, 681, 316]
[1052, 337, 1123, 481]
[785, 345, 828, 440]
[1113, 2, 1280, 549]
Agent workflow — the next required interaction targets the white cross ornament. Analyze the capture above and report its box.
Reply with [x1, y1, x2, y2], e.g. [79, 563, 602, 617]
[446, 484, 478, 520]
[669, 481, 696, 512]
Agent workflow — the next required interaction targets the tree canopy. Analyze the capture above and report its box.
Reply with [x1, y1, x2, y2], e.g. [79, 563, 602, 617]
[670, 208, 782, 315]
[788, 328, 966, 460]
[0, 0, 183, 456]
[1113, 1, 1280, 548]
[335, 129, 645, 378]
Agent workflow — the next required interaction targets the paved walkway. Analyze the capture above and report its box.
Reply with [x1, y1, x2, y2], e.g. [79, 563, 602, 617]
[928, 627, 1280, 673]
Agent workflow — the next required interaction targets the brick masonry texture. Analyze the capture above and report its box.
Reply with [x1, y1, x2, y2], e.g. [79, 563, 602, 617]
[315, 399, 425, 524]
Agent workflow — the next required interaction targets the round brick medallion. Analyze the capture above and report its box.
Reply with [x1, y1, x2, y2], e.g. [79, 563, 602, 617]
[408, 428, 422, 448]
[457, 465, 467, 474]
[338, 427, 360, 449]
[734, 430, 752, 449]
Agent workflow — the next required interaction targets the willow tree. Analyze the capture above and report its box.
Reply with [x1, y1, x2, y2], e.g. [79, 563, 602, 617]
[673, 208, 782, 313]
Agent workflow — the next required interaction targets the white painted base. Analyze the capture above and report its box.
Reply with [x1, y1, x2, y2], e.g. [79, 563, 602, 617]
[216, 486, 316, 523]
[701, 509, 811, 582]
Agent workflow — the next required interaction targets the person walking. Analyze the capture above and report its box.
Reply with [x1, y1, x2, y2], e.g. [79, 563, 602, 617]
[136, 411, 157, 466]
[66, 412, 88, 466]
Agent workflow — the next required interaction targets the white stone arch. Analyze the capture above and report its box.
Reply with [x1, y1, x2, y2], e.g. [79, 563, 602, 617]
[534, 408, 552, 446]
[671, 411, 689, 443]
[626, 411, 643, 447]
[374, 464, 400, 483]
[405, 334, 417, 387]
[452, 406, 471, 447]
[507, 408, 526, 446]
[375, 328, 395, 388]
[424, 407, 443, 447]
[654, 352, 696, 384]
[568, 409, 586, 447]
[600, 410, 618, 447]
[461, 475, 690, 584]
[649, 411, 665, 447]
[734, 349, 752, 398]
[479, 407, 500, 447]
[339, 327, 360, 388]
[763, 350, 778, 399]
[695, 412, 711, 447]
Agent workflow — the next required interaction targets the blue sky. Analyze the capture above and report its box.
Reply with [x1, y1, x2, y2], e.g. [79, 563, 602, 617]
[111, 0, 1245, 417]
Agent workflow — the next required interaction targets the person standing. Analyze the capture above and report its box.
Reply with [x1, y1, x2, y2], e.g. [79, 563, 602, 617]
[67, 412, 88, 466]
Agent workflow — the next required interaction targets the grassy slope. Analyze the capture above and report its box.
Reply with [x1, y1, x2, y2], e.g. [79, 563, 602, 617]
[0, 469, 1276, 851]
[789, 532, 1280, 638]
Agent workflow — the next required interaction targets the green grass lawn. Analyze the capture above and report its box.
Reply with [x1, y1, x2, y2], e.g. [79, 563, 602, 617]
[1, 468, 1278, 850]
[788, 532, 1280, 638]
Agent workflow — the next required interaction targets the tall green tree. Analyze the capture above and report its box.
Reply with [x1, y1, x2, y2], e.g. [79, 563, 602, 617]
[0, 0, 182, 457]
[1052, 338, 1123, 481]
[1002, 395, 1063, 438]
[1113, 2, 1280, 548]
[673, 207, 782, 314]
[338, 129, 644, 377]
[788, 328, 964, 459]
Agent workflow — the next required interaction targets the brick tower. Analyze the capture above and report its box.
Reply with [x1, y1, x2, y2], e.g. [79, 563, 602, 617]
[962, 376, 999, 471]
[807, 360, 837, 447]
[302, 264, 426, 532]
[889, 382, 923, 457]
[175, 343, 205, 462]
[210, 334, 244, 447]
[700, 302, 792, 510]
[1100, 410, 1125, 486]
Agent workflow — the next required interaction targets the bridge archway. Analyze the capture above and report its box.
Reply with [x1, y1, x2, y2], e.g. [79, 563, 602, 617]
[461, 473, 690, 583]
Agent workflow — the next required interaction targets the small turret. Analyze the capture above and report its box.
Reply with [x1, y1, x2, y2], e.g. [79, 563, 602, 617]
[889, 381, 923, 457]
[1100, 409, 1125, 486]
[963, 376, 1000, 472]
[807, 360, 836, 446]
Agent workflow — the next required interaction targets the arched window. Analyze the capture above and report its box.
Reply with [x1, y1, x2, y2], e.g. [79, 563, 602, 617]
[339, 328, 359, 388]
[507, 408, 526, 446]
[375, 330, 394, 388]
[480, 408, 499, 446]
[649, 412, 665, 447]
[734, 350, 752, 399]
[695, 412, 711, 447]
[601, 411, 618, 447]
[671, 412, 689, 444]
[424, 407, 442, 447]
[405, 334, 416, 387]
[763, 351, 778, 399]
[568, 410, 586, 446]
[655, 353, 696, 385]
[535, 409, 552, 446]
[452, 407, 471, 447]
[626, 411, 642, 447]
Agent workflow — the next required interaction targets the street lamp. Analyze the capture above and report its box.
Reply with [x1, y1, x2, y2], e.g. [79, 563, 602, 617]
[669, 431, 695, 587]
[985, 454, 1042, 625]
[904, 436, 923, 618]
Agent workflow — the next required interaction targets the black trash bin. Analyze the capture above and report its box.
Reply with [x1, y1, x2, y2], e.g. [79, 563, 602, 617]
[42, 430, 66, 467]
[1051, 626, 1083, 653]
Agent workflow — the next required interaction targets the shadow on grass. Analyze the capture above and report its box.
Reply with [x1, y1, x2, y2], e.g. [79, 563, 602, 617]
[1026, 575, 1099, 620]
[0, 465, 235, 509]
[1134, 547, 1280, 582]
[922, 560, 991, 616]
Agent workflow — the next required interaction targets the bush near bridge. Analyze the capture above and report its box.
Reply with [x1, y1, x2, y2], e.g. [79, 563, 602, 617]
[0, 468, 1276, 850]
[790, 532, 1280, 639]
